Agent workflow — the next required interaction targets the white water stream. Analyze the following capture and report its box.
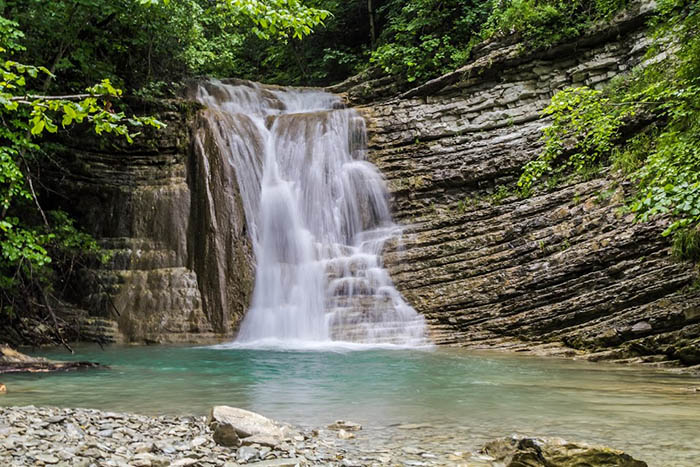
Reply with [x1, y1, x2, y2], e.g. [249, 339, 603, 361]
[195, 80, 428, 347]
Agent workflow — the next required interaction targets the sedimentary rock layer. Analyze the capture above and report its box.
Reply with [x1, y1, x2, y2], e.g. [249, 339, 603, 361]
[356, 0, 700, 366]
[49, 100, 252, 342]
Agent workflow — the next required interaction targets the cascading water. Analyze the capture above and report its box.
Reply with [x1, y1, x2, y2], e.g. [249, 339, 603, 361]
[195, 79, 428, 347]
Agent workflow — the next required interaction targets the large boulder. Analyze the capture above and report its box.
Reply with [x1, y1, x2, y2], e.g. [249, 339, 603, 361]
[480, 435, 648, 467]
[208, 406, 288, 447]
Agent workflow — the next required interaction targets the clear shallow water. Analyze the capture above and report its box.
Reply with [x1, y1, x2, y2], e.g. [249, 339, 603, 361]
[2, 345, 699, 465]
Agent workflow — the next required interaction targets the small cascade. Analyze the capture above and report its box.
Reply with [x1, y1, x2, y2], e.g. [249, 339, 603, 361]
[195, 79, 428, 346]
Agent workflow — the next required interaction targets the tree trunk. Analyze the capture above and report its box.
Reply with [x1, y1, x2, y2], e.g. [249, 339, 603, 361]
[368, 0, 376, 48]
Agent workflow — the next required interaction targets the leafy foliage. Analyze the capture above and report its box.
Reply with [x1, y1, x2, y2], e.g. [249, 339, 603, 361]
[0, 0, 636, 88]
[518, 87, 629, 195]
[480, 0, 627, 50]
[369, 0, 492, 83]
[2, 0, 329, 92]
[0, 20, 165, 323]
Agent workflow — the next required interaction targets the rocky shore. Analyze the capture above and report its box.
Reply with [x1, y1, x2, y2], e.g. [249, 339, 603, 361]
[0, 406, 649, 467]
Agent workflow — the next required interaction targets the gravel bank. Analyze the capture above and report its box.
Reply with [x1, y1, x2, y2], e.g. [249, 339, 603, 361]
[0, 406, 650, 466]
[0, 406, 368, 466]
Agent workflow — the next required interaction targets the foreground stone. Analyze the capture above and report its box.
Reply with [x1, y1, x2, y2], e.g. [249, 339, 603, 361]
[0, 345, 101, 374]
[209, 406, 288, 442]
[480, 435, 648, 467]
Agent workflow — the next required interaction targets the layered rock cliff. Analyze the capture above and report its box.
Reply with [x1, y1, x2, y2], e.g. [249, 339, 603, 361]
[342, 0, 700, 367]
[49, 99, 253, 343]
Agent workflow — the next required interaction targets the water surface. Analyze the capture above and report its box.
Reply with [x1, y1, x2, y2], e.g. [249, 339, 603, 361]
[2, 345, 698, 465]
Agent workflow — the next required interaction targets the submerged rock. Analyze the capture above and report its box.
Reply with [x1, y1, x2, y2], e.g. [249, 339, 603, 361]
[327, 420, 362, 431]
[480, 435, 648, 467]
[336, 429, 355, 440]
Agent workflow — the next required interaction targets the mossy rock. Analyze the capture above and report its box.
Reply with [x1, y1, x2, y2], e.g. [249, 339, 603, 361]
[481, 435, 647, 467]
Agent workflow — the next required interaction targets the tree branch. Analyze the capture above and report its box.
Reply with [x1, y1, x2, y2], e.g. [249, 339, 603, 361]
[10, 94, 94, 102]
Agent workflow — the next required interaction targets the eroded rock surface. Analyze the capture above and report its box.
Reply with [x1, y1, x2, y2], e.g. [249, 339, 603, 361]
[49, 99, 253, 343]
[351, 0, 700, 367]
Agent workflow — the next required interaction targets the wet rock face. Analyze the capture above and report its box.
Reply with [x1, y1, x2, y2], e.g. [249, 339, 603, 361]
[360, 0, 700, 366]
[50, 99, 252, 343]
[190, 110, 255, 335]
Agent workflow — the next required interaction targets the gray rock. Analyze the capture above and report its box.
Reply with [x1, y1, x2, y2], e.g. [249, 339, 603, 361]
[34, 453, 60, 464]
[337, 429, 355, 440]
[170, 459, 198, 466]
[131, 453, 155, 467]
[631, 321, 652, 333]
[241, 434, 282, 448]
[209, 406, 286, 439]
[237, 445, 260, 463]
[244, 459, 308, 467]
[212, 423, 241, 448]
[46, 416, 66, 424]
[190, 435, 207, 448]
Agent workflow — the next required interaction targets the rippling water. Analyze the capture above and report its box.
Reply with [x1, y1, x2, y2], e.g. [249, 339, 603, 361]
[2, 345, 699, 465]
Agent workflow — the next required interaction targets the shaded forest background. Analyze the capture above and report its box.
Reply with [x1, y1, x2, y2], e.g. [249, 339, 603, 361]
[4, 0, 632, 94]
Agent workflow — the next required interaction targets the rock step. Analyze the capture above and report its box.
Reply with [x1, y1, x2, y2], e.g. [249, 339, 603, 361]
[326, 276, 383, 296]
[98, 248, 181, 271]
[82, 267, 203, 319]
[329, 324, 427, 344]
[79, 318, 121, 343]
[326, 295, 393, 310]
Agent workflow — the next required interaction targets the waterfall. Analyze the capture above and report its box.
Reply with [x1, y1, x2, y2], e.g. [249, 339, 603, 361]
[195, 79, 428, 347]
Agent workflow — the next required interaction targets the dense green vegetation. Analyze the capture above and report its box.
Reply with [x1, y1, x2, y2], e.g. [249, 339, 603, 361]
[2, 0, 635, 93]
[518, 0, 700, 259]
[222, 0, 633, 85]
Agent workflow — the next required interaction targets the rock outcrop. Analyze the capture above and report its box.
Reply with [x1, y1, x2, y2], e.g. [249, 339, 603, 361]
[49, 98, 253, 343]
[349, 0, 700, 367]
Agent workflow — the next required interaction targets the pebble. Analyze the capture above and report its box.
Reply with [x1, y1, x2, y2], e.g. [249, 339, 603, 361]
[35, 453, 60, 464]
